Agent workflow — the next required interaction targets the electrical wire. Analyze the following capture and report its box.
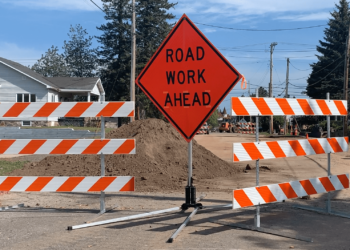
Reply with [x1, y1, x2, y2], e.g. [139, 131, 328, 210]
[289, 61, 310, 71]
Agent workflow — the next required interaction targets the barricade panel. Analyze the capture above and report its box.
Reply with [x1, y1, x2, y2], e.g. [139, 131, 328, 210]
[231, 97, 347, 116]
[0, 101, 135, 118]
[233, 174, 349, 209]
[233, 137, 348, 161]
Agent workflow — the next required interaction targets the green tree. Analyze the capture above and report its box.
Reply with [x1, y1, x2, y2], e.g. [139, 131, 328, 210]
[96, 0, 131, 102]
[249, 86, 268, 97]
[31, 46, 68, 77]
[207, 109, 219, 127]
[307, 0, 350, 101]
[63, 24, 98, 77]
[135, 0, 176, 119]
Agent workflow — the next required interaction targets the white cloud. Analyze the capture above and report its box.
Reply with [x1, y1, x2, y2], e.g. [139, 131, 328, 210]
[277, 12, 331, 21]
[203, 28, 216, 33]
[0, 42, 43, 66]
[0, 0, 103, 11]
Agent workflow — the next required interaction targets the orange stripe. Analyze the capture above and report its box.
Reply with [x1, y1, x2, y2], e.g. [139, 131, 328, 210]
[56, 177, 85, 192]
[308, 139, 325, 154]
[275, 98, 295, 115]
[88, 177, 117, 191]
[234, 190, 254, 208]
[96, 102, 124, 117]
[345, 137, 349, 144]
[297, 99, 314, 115]
[33, 103, 61, 117]
[299, 180, 317, 195]
[319, 177, 335, 192]
[128, 110, 134, 117]
[50, 140, 78, 154]
[327, 138, 343, 153]
[82, 139, 110, 154]
[278, 183, 298, 199]
[114, 139, 135, 154]
[266, 141, 286, 158]
[333, 100, 347, 115]
[0, 177, 22, 191]
[19, 140, 46, 154]
[316, 100, 331, 115]
[337, 174, 349, 189]
[0, 140, 16, 154]
[64, 102, 93, 117]
[231, 97, 249, 116]
[120, 177, 135, 191]
[252, 98, 272, 115]
[233, 153, 239, 162]
[25, 177, 53, 191]
[241, 143, 264, 160]
[3, 103, 30, 117]
[288, 140, 306, 156]
[256, 186, 277, 203]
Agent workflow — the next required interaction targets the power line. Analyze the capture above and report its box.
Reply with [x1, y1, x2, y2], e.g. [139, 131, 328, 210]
[289, 61, 310, 71]
[89, 0, 104, 12]
[193, 22, 326, 32]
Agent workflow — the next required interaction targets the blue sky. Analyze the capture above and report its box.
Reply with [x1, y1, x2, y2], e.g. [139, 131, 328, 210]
[0, 0, 341, 112]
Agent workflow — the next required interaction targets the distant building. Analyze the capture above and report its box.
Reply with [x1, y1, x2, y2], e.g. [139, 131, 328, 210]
[0, 57, 105, 126]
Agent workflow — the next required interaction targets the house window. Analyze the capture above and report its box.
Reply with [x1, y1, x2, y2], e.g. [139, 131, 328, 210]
[17, 93, 36, 102]
[22, 121, 31, 126]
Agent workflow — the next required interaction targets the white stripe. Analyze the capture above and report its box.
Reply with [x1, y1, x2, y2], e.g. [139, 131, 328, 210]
[233, 143, 252, 161]
[290, 180, 308, 197]
[335, 137, 349, 152]
[11, 177, 37, 191]
[329, 175, 344, 190]
[243, 187, 266, 205]
[327, 101, 340, 115]
[341, 101, 348, 113]
[104, 176, 133, 192]
[0, 176, 8, 185]
[0, 103, 16, 117]
[256, 142, 275, 160]
[97, 139, 125, 154]
[3, 139, 31, 154]
[72, 177, 100, 192]
[264, 98, 284, 115]
[19, 103, 46, 117]
[318, 138, 333, 153]
[35, 140, 61, 154]
[298, 139, 316, 156]
[48, 103, 76, 117]
[277, 140, 297, 158]
[309, 178, 326, 193]
[267, 184, 287, 202]
[239, 98, 260, 116]
[41, 177, 69, 192]
[66, 139, 94, 154]
[308, 100, 323, 115]
[231, 108, 236, 116]
[286, 99, 304, 115]
[232, 191, 241, 209]
[114, 102, 134, 117]
[80, 102, 108, 117]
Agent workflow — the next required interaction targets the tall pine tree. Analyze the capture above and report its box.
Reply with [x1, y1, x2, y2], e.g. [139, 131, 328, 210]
[307, 0, 350, 100]
[97, 0, 131, 102]
[32, 46, 68, 77]
[135, 0, 176, 118]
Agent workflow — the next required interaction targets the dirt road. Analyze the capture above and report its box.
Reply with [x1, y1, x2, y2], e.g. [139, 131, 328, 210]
[0, 132, 349, 249]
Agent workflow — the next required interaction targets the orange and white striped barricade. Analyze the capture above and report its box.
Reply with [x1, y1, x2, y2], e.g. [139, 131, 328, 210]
[215, 91, 350, 241]
[0, 101, 135, 214]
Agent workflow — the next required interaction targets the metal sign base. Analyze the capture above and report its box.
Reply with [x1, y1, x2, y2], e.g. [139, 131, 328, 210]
[293, 205, 350, 219]
[211, 220, 313, 242]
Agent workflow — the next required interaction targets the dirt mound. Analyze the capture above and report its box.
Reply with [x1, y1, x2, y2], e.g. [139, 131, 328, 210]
[10, 119, 240, 192]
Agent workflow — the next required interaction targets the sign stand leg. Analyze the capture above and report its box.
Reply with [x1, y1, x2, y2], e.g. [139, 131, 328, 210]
[255, 111, 260, 228]
[294, 92, 350, 219]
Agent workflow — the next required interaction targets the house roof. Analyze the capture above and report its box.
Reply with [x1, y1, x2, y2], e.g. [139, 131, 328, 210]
[0, 57, 59, 89]
[0, 57, 101, 92]
[43, 77, 100, 91]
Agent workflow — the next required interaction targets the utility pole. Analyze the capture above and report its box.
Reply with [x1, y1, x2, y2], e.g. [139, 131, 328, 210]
[344, 24, 350, 136]
[130, 0, 136, 122]
[269, 42, 278, 134]
[284, 58, 290, 134]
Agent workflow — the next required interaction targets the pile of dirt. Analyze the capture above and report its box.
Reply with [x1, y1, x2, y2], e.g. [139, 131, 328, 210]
[9, 119, 240, 192]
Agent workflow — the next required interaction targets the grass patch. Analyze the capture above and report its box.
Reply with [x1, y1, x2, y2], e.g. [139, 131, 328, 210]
[0, 160, 29, 175]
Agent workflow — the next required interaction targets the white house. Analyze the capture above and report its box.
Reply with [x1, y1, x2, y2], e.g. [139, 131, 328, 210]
[0, 57, 105, 126]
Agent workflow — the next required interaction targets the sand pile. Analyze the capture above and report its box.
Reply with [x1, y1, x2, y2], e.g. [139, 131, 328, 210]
[10, 119, 240, 191]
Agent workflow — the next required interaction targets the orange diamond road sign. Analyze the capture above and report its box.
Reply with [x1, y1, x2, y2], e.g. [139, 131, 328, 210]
[136, 14, 242, 142]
